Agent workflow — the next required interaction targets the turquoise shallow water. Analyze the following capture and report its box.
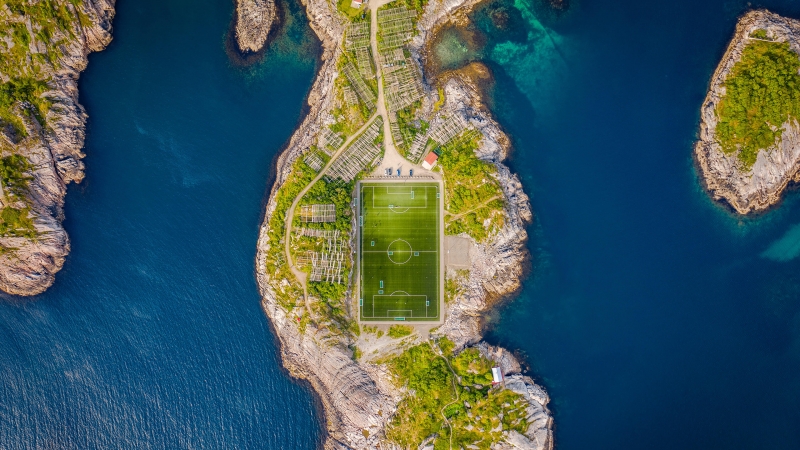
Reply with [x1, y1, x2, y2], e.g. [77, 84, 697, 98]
[0, 0, 323, 447]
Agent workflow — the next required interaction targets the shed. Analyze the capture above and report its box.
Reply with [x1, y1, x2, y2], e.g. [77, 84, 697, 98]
[421, 152, 438, 170]
[491, 367, 504, 385]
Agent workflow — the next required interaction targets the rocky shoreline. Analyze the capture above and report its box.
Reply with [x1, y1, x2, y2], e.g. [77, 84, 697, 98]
[0, 0, 115, 295]
[695, 10, 800, 215]
[254, 0, 553, 448]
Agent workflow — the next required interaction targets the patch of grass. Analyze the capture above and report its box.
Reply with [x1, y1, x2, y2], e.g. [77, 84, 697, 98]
[716, 40, 800, 169]
[0, 77, 52, 137]
[386, 340, 529, 449]
[433, 87, 445, 112]
[264, 157, 316, 310]
[388, 324, 414, 338]
[395, 101, 428, 155]
[337, 0, 368, 20]
[0, 206, 35, 238]
[438, 132, 505, 242]
[444, 269, 468, 304]
[391, 0, 428, 15]
[749, 29, 769, 40]
[0, 154, 33, 198]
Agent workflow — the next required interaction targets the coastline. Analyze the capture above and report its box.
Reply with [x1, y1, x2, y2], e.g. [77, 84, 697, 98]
[254, 0, 553, 447]
[694, 9, 800, 215]
[0, 0, 116, 295]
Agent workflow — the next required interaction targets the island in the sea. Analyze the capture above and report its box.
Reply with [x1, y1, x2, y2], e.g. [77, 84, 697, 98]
[696, 10, 800, 214]
[248, 0, 554, 447]
[0, 0, 114, 295]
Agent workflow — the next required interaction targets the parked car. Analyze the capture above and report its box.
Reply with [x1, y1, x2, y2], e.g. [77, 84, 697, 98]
[409, 169, 413, 177]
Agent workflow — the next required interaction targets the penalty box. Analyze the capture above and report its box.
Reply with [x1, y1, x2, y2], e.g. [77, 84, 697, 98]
[357, 179, 444, 324]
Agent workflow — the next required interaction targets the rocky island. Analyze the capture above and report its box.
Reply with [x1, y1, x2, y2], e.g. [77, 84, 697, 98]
[0, 0, 114, 295]
[253, 0, 554, 447]
[696, 10, 800, 214]
[234, 0, 278, 53]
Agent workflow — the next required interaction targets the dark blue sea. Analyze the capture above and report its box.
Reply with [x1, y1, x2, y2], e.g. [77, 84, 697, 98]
[2, 0, 800, 448]
[0, 0, 323, 447]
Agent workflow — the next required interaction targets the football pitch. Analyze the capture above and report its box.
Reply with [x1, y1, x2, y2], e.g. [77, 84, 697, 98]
[358, 181, 441, 322]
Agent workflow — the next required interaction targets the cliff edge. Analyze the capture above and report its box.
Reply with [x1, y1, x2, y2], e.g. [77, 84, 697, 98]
[0, 0, 115, 295]
[695, 10, 800, 214]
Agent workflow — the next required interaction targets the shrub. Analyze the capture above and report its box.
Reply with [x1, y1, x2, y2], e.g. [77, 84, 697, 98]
[716, 40, 800, 168]
[386, 340, 529, 449]
[388, 324, 414, 338]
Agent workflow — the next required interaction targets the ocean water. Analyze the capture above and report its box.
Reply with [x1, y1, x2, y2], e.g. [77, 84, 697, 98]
[438, 0, 800, 448]
[4, 0, 800, 448]
[0, 0, 324, 447]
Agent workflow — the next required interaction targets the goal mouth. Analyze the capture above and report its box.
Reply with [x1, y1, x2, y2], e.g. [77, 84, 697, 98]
[364, 294, 434, 319]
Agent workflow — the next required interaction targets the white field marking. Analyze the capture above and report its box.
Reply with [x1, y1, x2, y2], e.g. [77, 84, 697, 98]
[386, 239, 412, 264]
[362, 250, 436, 253]
[368, 185, 429, 209]
[363, 295, 437, 318]
[386, 186, 413, 194]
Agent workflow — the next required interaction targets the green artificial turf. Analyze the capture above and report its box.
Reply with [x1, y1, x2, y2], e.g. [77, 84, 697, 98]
[359, 182, 440, 321]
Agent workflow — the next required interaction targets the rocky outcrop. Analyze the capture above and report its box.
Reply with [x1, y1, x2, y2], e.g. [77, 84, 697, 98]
[255, 0, 553, 448]
[695, 10, 800, 214]
[234, 0, 278, 53]
[0, 0, 115, 295]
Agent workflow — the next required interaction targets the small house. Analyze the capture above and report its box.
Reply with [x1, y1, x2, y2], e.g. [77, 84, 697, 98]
[421, 152, 438, 170]
[491, 367, 504, 385]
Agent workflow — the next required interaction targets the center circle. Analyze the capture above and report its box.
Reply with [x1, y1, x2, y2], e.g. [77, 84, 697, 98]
[387, 239, 413, 264]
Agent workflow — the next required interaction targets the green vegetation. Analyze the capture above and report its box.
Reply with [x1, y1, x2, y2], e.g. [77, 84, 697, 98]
[391, 0, 428, 15]
[437, 132, 504, 242]
[337, 0, 368, 20]
[750, 29, 769, 40]
[359, 182, 440, 322]
[395, 101, 429, 154]
[0, 154, 32, 198]
[386, 339, 529, 449]
[0, 206, 35, 238]
[444, 269, 468, 304]
[0, 77, 52, 137]
[264, 158, 316, 310]
[295, 178, 354, 232]
[0, 155, 35, 238]
[0, 1, 92, 243]
[291, 177, 355, 307]
[0, 0, 91, 136]
[716, 40, 800, 168]
[433, 87, 445, 112]
[388, 324, 414, 338]
[332, 54, 373, 136]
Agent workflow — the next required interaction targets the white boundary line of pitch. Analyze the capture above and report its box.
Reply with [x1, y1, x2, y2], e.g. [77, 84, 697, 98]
[357, 179, 445, 325]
